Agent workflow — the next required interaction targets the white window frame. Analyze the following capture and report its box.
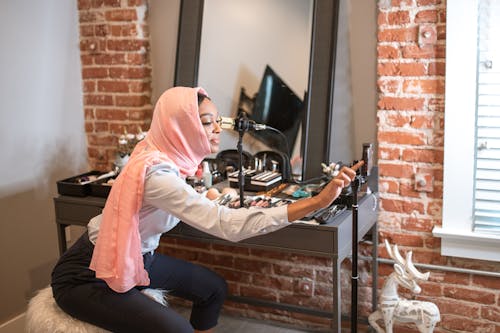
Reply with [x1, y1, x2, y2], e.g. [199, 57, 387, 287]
[432, 0, 500, 262]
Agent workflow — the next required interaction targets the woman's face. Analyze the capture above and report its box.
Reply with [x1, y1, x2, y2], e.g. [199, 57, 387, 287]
[199, 99, 222, 154]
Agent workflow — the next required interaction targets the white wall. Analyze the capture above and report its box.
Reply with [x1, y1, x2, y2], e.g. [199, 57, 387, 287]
[0, 0, 86, 323]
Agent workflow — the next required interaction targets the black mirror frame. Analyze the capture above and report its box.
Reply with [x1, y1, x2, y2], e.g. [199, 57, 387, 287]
[174, 0, 339, 180]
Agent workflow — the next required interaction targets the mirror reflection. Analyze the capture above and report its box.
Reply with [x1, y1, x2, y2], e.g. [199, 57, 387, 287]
[198, 0, 313, 175]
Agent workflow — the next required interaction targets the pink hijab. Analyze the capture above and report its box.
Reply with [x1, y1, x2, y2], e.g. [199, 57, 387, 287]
[90, 87, 211, 292]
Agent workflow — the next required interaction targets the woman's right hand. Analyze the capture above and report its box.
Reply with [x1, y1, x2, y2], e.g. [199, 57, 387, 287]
[286, 161, 364, 222]
[315, 161, 364, 209]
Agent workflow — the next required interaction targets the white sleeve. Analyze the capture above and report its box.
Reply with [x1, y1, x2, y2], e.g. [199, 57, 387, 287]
[143, 170, 290, 242]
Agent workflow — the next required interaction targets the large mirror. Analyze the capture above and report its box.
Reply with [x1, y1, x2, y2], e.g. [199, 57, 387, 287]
[174, 0, 338, 179]
[174, 0, 377, 180]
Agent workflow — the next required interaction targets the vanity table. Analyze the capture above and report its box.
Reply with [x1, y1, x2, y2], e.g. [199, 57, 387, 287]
[53, 189, 378, 332]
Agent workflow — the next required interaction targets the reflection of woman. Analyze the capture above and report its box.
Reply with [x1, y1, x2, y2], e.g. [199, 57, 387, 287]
[51, 87, 358, 333]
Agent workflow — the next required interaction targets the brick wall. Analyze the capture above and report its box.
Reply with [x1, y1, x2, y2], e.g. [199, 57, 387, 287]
[377, 1, 500, 332]
[77, 0, 500, 332]
[78, 0, 152, 170]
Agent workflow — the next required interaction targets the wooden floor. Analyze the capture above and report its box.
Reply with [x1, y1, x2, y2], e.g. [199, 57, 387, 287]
[177, 306, 371, 333]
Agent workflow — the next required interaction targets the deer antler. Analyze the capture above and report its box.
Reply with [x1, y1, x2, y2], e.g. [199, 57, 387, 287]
[384, 239, 430, 281]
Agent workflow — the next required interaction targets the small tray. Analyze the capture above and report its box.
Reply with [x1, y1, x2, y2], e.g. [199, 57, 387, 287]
[56, 171, 104, 197]
[90, 176, 116, 198]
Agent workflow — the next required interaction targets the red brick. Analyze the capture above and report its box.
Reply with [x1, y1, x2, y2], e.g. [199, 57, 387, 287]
[399, 182, 420, 197]
[415, 10, 438, 23]
[378, 12, 388, 26]
[380, 198, 425, 214]
[78, 0, 91, 10]
[107, 39, 147, 51]
[387, 11, 411, 25]
[380, 112, 411, 127]
[378, 62, 426, 76]
[98, 80, 129, 93]
[253, 274, 294, 291]
[403, 78, 445, 94]
[403, 44, 445, 59]
[109, 67, 151, 79]
[441, 315, 496, 333]
[211, 244, 250, 256]
[473, 275, 500, 290]
[103, 0, 121, 6]
[94, 54, 126, 65]
[378, 27, 418, 42]
[378, 146, 401, 160]
[417, 0, 443, 6]
[426, 200, 442, 216]
[427, 61, 445, 75]
[401, 217, 435, 232]
[378, 130, 426, 145]
[402, 148, 443, 163]
[82, 67, 108, 79]
[434, 298, 480, 317]
[81, 54, 94, 66]
[314, 282, 333, 297]
[378, 162, 414, 178]
[379, 179, 399, 194]
[273, 265, 314, 279]
[378, 78, 400, 94]
[129, 81, 151, 93]
[410, 114, 435, 129]
[198, 253, 234, 267]
[85, 94, 113, 106]
[83, 80, 96, 93]
[94, 122, 109, 132]
[234, 258, 272, 274]
[481, 305, 500, 322]
[377, 45, 400, 59]
[239, 285, 278, 302]
[443, 286, 496, 304]
[115, 95, 149, 107]
[387, 233, 424, 247]
[95, 109, 128, 121]
[105, 9, 137, 21]
[213, 268, 251, 284]
[126, 53, 149, 65]
[378, 96, 425, 111]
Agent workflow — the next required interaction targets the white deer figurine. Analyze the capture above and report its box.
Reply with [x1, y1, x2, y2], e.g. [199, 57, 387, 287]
[368, 240, 440, 333]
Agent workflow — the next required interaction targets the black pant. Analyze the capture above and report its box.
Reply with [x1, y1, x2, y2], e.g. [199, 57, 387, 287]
[51, 233, 227, 333]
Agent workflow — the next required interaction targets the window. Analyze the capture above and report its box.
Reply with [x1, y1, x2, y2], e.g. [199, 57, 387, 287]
[433, 0, 500, 262]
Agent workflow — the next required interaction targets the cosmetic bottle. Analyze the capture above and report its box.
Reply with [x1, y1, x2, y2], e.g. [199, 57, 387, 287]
[202, 161, 212, 188]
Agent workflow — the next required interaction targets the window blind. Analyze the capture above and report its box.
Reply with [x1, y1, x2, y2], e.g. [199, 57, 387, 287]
[473, 0, 500, 235]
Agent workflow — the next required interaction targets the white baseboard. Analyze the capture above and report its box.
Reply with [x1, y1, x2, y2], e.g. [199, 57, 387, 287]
[0, 313, 25, 333]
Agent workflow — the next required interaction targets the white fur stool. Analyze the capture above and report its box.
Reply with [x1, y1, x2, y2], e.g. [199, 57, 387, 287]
[26, 286, 167, 333]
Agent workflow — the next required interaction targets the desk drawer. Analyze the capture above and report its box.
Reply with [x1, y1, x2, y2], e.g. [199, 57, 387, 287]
[54, 198, 104, 225]
[177, 224, 337, 256]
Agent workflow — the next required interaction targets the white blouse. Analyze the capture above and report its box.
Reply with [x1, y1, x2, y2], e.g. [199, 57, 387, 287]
[88, 162, 290, 253]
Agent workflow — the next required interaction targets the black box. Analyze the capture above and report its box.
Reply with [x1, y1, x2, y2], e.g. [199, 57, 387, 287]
[56, 171, 104, 197]
[90, 176, 116, 198]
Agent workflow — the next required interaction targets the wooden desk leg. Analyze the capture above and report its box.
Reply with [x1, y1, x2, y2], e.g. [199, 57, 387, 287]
[332, 258, 342, 333]
[56, 223, 68, 256]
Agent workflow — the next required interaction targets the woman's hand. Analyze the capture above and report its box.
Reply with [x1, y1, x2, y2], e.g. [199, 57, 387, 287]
[286, 161, 364, 222]
[315, 161, 364, 209]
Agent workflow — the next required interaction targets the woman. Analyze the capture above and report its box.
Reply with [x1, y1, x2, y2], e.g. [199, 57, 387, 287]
[51, 87, 359, 333]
